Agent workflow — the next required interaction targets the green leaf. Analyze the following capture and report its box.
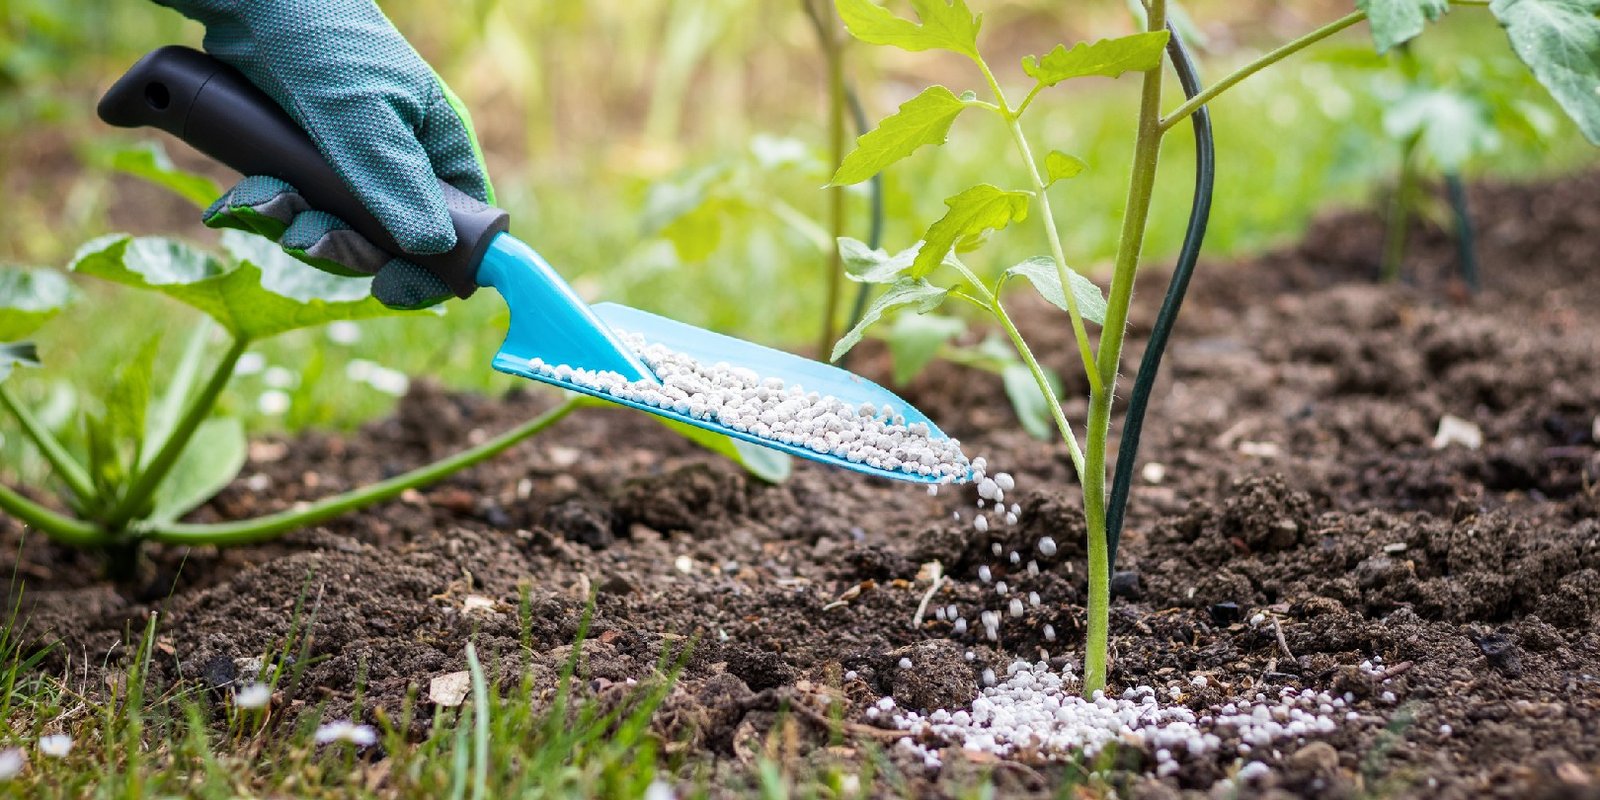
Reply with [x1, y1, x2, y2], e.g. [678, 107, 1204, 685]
[1000, 362, 1063, 441]
[832, 278, 952, 362]
[1383, 89, 1500, 170]
[1044, 151, 1088, 185]
[912, 185, 1030, 278]
[655, 418, 792, 484]
[144, 322, 214, 469]
[999, 256, 1107, 325]
[839, 238, 916, 283]
[1359, 0, 1450, 54]
[1021, 31, 1170, 87]
[71, 233, 417, 341]
[0, 341, 40, 383]
[0, 266, 74, 341]
[1490, 0, 1600, 145]
[829, 86, 967, 186]
[103, 141, 221, 209]
[880, 313, 967, 385]
[149, 416, 248, 522]
[834, 0, 982, 58]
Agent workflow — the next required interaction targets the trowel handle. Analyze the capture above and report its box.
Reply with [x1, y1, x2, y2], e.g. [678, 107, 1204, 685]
[97, 46, 509, 300]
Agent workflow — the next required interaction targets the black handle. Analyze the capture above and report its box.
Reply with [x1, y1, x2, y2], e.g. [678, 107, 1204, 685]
[97, 46, 509, 300]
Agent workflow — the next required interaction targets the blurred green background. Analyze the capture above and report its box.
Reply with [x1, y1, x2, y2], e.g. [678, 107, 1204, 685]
[2, 0, 1595, 443]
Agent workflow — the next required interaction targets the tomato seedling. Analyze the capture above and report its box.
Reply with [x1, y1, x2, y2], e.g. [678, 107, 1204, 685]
[828, 0, 1599, 695]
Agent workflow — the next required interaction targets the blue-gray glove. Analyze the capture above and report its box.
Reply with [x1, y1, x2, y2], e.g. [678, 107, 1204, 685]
[153, 0, 496, 309]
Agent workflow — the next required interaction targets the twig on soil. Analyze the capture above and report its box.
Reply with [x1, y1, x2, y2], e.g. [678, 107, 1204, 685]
[1274, 618, 1296, 661]
[911, 563, 945, 628]
[1376, 660, 1415, 682]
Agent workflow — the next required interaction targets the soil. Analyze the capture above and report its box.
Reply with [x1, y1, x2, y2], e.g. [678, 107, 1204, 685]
[5, 172, 1600, 799]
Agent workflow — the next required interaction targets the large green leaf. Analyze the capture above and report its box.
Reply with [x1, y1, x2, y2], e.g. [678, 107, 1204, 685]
[0, 342, 39, 383]
[103, 141, 221, 209]
[655, 418, 792, 484]
[1490, 0, 1600, 145]
[911, 185, 1030, 278]
[832, 278, 952, 362]
[1022, 32, 1170, 87]
[1359, 0, 1449, 53]
[999, 256, 1108, 325]
[834, 0, 982, 58]
[71, 232, 417, 341]
[0, 266, 73, 341]
[830, 86, 967, 186]
[880, 312, 967, 385]
[149, 416, 248, 522]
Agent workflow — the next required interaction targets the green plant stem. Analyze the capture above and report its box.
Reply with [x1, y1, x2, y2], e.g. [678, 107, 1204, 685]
[1081, 0, 1170, 697]
[0, 481, 109, 547]
[806, 0, 848, 361]
[1002, 117, 1104, 393]
[991, 300, 1086, 478]
[140, 395, 588, 546]
[1382, 135, 1422, 281]
[103, 336, 248, 531]
[1160, 10, 1366, 132]
[0, 383, 95, 503]
[946, 263, 1087, 479]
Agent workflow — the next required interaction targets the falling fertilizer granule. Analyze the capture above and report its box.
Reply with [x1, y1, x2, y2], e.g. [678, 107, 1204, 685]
[521, 332, 971, 480]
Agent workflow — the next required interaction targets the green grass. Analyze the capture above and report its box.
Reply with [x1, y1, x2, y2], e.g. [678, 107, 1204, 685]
[0, 577, 698, 798]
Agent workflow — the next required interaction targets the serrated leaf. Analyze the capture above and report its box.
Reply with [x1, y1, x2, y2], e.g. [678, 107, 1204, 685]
[912, 185, 1030, 278]
[1001, 362, 1063, 440]
[655, 418, 792, 484]
[831, 278, 951, 362]
[880, 313, 967, 385]
[104, 141, 221, 209]
[1022, 31, 1170, 87]
[71, 233, 416, 341]
[839, 237, 971, 284]
[150, 416, 247, 522]
[1359, 0, 1450, 54]
[1000, 256, 1107, 325]
[830, 86, 967, 186]
[0, 342, 40, 382]
[0, 266, 74, 341]
[834, 0, 982, 58]
[1490, 0, 1600, 145]
[1045, 151, 1088, 185]
[1383, 89, 1500, 170]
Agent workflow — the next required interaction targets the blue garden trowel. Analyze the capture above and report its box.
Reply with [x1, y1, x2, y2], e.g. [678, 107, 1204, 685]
[98, 46, 963, 483]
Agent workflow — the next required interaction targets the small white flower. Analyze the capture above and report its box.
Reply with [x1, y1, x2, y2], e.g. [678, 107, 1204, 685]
[234, 683, 271, 710]
[0, 748, 24, 779]
[37, 735, 71, 758]
[326, 321, 362, 345]
[257, 389, 291, 416]
[313, 721, 378, 747]
[364, 365, 410, 397]
[643, 779, 676, 800]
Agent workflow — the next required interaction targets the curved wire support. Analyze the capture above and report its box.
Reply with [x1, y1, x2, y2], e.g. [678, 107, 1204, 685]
[1105, 26, 1216, 569]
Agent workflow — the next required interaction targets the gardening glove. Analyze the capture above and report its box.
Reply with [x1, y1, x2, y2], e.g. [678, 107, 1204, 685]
[152, 0, 496, 310]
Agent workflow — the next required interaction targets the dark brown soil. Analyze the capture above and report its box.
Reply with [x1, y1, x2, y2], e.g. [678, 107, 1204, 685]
[5, 173, 1600, 798]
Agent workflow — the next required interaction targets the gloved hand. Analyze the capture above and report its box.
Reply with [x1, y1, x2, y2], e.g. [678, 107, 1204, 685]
[153, 0, 495, 309]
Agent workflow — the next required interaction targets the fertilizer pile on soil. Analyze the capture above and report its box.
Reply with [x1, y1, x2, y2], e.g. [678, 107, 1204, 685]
[522, 331, 971, 481]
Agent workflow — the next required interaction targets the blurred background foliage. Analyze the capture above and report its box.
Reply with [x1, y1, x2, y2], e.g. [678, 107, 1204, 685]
[2, 0, 1595, 441]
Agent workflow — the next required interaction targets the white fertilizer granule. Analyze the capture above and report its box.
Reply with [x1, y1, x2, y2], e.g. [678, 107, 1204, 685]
[524, 333, 971, 480]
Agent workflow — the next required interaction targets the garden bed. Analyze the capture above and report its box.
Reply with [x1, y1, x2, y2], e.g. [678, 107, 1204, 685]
[6, 172, 1600, 798]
